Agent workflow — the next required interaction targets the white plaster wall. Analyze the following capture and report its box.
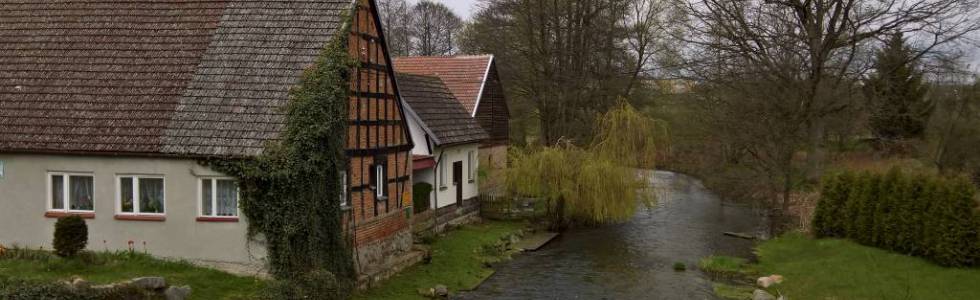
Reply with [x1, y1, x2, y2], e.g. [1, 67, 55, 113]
[405, 109, 431, 156]
[430, 143, 480, 209]
[0, 154, 264, 265]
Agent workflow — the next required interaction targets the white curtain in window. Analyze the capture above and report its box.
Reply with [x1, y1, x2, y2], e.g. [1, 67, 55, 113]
[216, 180, 237, 216]
[120, 177, 134, 212]
[139, 178, 164, 213]
[51, 175, 64, 210]
[201, 179, 213, 216]
[69, 176, 93, 211]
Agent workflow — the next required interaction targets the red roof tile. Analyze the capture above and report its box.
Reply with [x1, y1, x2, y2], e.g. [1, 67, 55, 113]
[392, 55, 492, 114]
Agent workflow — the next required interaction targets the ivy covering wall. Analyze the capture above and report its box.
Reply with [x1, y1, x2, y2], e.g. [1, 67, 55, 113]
[204, 22, 357, 292]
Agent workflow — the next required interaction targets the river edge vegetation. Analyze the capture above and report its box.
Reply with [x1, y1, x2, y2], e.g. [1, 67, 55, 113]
[701, 233, 980, 300]
[353, 221, 526, 300]
[0, 248, 265, 299]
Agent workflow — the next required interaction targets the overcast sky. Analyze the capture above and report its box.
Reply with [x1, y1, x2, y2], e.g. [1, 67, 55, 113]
[425, 0, 978, 72]
[429, 0, 478, 20]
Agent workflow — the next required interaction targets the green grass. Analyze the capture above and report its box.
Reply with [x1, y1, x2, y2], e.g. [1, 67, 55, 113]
[712, 283, 755, 300]
[712, 232, 980, 300]
[354, 221, 525, 300]
[0, 250, 265, 299]
[699, 255, 753, 278]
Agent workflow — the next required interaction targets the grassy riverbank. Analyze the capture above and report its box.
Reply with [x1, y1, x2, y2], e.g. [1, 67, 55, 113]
[354, 221, 526, 300]
[703, 232, 980, 299]
[0, 250, 265, 299]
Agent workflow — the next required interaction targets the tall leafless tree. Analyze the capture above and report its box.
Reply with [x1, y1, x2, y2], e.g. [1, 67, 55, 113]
[675, 0, 980, 232]
[463, 0, 647, 145]
[409, 1, 463, 56]
[377, 0, 412, 56]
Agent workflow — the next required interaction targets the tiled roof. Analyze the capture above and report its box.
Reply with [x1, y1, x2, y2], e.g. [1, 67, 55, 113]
[0, 0, 353, 157]
[396, 73, 487, 146]
[392, 55, 492, 114]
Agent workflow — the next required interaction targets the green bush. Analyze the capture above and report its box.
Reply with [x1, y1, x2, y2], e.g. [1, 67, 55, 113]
[52, 215, 87, 258]
[812, 168, 980, 267]
[413, 182, 433, 214]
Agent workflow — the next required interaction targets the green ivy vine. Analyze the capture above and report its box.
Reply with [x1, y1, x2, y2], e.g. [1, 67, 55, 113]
[202, 21, 356, 288]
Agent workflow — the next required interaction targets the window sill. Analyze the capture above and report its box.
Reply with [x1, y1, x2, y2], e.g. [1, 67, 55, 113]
[439, 187, 448, 191]
[114, 215, 166, 222]
[468, 180, 475, 183]
[196, 216, 239, 223]
[45, 211, 95, 219]
[376, 196, 389, 202]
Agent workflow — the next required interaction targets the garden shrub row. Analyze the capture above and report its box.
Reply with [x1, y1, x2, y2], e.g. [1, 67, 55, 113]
[812, 168, 980, 267]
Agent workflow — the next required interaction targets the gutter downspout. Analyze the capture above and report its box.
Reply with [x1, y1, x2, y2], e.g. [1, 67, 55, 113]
[433, 148, 445, 212]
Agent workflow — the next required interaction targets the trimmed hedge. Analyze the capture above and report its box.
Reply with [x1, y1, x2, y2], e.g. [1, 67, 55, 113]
[813, 168, 980, 267]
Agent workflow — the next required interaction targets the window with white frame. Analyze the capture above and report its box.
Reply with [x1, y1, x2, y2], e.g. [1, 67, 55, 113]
[439, 160, 447, 188]
[117, 176, 165, 214]
[374, 163, 387, 199]
[340, 171, 349, 207]
[48, 173, 94, 212]
[468, 150, 476, 182]
[200, 178, 238, 217]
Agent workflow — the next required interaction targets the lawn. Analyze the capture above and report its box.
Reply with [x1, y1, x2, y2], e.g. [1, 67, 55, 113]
[354, 221, 525, 300]
[704, 232, 980, 299]
[0, 250, 265, 299]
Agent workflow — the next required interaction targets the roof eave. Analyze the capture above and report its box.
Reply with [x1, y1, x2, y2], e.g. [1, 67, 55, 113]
[469, 55, 494, 117]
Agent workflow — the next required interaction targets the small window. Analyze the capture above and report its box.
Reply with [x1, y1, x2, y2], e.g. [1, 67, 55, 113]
[340, 171, 349, 207]
[439, 160, 447, 188]
[200, 178, 238, 217]
[468, 151, 476, 182]
[48, 173, 94, 212]
[117, 176, 165, 215]
[374, 163, 387, 199]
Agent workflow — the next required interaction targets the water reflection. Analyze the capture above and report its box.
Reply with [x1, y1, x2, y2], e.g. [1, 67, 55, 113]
[457, 171, 766, 300]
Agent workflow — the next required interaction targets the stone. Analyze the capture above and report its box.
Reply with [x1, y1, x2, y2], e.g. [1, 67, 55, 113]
[71, 277, 90, 290]
[757, 276, 774, 288]
[757, 274, 784, 288]
[770, 274, 784, 284]
[417, 288, 435, 297]
[434, 284, 449, 297]
[165, 285, 192, 300]
[753, 289, 776, 300]
[129, 277, 167, 290]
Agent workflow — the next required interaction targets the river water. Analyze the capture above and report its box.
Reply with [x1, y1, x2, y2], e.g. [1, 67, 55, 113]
[457, 171, 767, 300]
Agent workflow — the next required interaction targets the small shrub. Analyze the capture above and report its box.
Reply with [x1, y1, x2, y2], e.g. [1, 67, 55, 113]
[53, 215, 88, 257]
[673, 262, 686, 271]
[413, 182, 433, 214]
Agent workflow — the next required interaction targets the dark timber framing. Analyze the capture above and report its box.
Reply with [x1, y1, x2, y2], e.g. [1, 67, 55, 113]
[346, 0, 413, 233]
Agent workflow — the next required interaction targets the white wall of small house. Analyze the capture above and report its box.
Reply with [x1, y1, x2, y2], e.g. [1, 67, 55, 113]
[0, 153, 264, 265]
[429, 143, 480, 209]
[405, 111, 431, 156]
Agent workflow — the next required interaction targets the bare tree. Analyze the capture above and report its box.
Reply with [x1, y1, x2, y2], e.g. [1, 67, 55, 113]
[463, 0, 640, 145]
[377, 0, 412, 56]
[675, 0, 980, 231]
[409, 0, 463, 56]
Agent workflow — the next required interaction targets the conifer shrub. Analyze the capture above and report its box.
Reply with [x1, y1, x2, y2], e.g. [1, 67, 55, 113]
[812, 168, 980, 267]
[52, 215, 87, 258]
[413, 182, 433, 214]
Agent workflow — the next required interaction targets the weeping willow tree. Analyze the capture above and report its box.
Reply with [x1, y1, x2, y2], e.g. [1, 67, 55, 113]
[506, 103, 666, 228]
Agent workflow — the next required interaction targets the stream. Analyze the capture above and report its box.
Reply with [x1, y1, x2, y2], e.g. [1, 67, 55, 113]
[457, 171, 767, 300]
